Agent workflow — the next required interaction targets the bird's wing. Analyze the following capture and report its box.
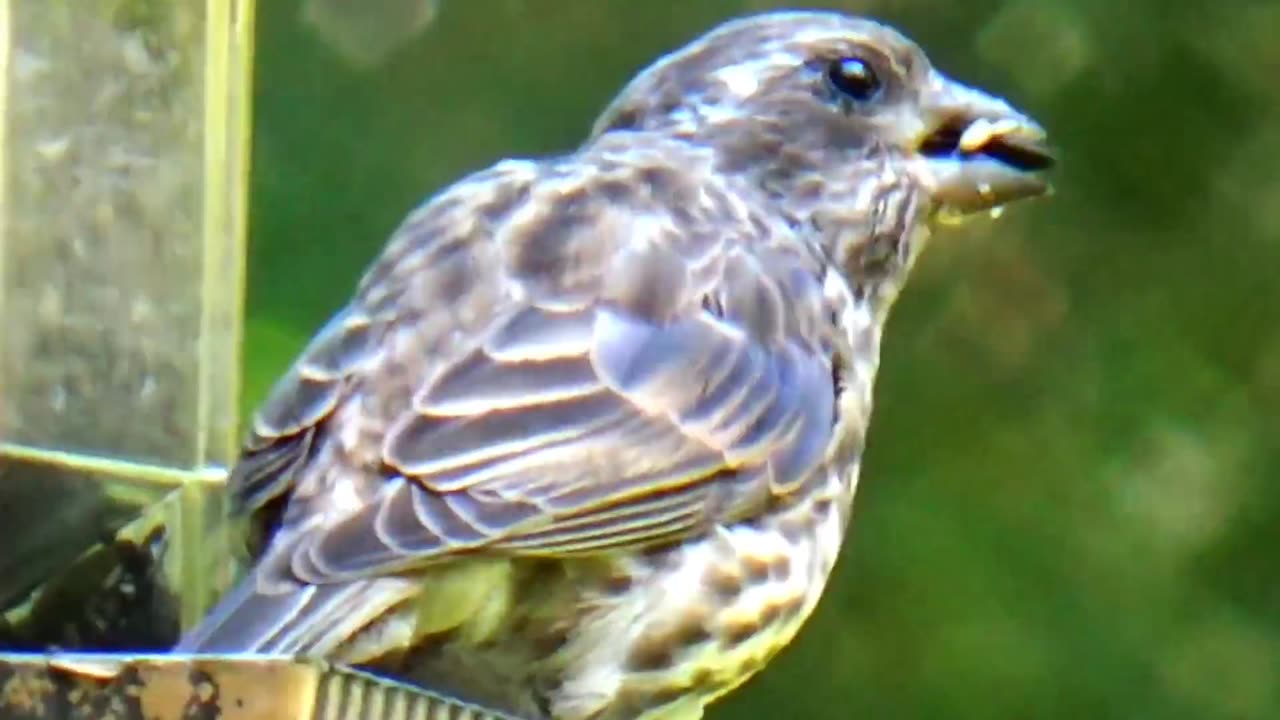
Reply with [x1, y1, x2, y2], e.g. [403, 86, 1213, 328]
[231, 157, 843, 584]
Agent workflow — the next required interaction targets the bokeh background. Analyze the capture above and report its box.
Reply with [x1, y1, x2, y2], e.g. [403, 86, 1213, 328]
[242, 0, 1276, 718]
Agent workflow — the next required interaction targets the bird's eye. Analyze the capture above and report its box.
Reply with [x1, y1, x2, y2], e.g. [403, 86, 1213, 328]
[826, 57, 881, 102]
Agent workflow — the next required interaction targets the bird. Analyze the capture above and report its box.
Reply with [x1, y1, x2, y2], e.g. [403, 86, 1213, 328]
[176, 10, 1053, 720]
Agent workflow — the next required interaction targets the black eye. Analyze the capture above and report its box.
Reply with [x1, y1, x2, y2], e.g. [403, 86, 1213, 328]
[826, 57, 881, 102]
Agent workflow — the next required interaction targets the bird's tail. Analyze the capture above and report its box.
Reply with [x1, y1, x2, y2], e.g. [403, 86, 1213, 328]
[174, 573, 541, 718]
[173, 571, 417, 656]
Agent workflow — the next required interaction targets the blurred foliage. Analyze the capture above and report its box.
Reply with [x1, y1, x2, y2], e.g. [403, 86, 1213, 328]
[241, 0, 1279, 718]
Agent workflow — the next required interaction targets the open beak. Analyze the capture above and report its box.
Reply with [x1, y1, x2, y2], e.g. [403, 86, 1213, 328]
[914, 72, 1055, 214]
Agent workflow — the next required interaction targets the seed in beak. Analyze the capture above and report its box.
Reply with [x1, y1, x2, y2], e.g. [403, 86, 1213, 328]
[957, 117, 1026, 154]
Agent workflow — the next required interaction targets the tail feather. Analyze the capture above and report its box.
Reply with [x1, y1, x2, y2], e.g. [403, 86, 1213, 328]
[175, 572, 545, 718]
[174, 572, 417, 656]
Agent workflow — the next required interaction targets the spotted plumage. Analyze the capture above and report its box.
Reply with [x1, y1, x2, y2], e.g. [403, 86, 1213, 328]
[177, 10, 1052, 719]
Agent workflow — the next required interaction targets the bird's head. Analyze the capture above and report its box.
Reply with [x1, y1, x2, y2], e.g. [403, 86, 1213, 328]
[591, 11, 1053, 230]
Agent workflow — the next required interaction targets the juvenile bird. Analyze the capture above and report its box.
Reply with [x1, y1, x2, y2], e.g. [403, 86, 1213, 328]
[177, 10, 1053, 719]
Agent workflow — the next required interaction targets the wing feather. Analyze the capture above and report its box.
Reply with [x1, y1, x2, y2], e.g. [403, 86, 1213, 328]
[231, 308, 378, 513]
[285, 293, 833, 577]
[227, 163, 841, 586]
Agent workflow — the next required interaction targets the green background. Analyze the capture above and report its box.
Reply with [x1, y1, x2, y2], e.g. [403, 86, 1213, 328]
[244, 1, 1280, 718]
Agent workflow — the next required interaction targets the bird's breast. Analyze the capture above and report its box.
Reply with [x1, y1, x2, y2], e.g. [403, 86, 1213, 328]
[550, 463, 856, 719]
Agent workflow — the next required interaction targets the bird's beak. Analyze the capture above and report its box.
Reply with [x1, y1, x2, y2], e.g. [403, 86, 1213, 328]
[913, 72, 1055, 215]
